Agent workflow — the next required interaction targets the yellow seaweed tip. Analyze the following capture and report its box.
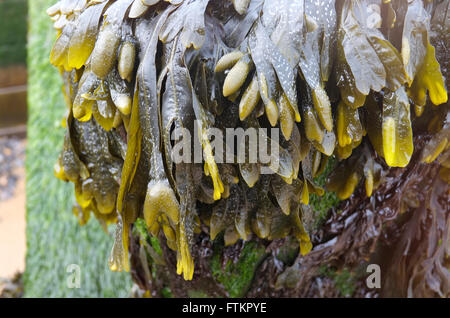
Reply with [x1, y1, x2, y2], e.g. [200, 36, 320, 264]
[338, 172, 359, 200]
[176, 224, 194, 280]
[223, 60, 250, 97]
[300, 239, 312, 256]
[202, 140, 224, 200]
[215, 51, 244, 73]
[312, 87, 333, 132]
[382, 117, 397, 167]
[239, 76, 260, 121]
[410, 43, 448, 106]
[337, 102, 352, 147]
[365, 170, 374, 197]
[143, 181, 180, 231]
[265, 99, 279, 127]
[53, 161, 67, 181]
[115, 95, 132, 115]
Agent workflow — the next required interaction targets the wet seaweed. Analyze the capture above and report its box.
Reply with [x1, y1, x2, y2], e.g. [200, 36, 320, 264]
[48, 0, 448, 294]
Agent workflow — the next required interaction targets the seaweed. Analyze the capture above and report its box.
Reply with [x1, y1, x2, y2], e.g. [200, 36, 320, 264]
[47, 0, 448, 293]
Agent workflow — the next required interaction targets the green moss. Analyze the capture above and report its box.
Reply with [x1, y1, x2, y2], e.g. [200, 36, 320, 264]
[211, 240, 267, 298]
[24, 0, 132, 297]
[311, 156, 341, 228]
[134, 218, 150, 240]
[319, 265, 357, 297]
[187, 290, 209, 298]
[0, 0, 27, 66]
[275, 238, 299, 266]
[134, 218, 162, 256]
[150, 237, 163, 256]
[333, 269, 356, 297]
[161, 287, 173, 298]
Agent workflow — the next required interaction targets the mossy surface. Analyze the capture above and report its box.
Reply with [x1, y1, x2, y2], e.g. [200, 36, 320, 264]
[24, 0, 132, 297]
[211, 240, 267, 298]
[275, 239, 299, 266]
[161, 287, 173, 298]
[0, 0, 27, 67]
[187, 290, 209, 298]
[319, 265, 357, 297]
[310, 156, 341, 228]
[134, 218, 162, 256]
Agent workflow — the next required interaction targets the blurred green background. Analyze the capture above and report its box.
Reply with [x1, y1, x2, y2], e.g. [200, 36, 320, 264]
[21, 0, 132, 297]
[0, 0, 27, 67]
